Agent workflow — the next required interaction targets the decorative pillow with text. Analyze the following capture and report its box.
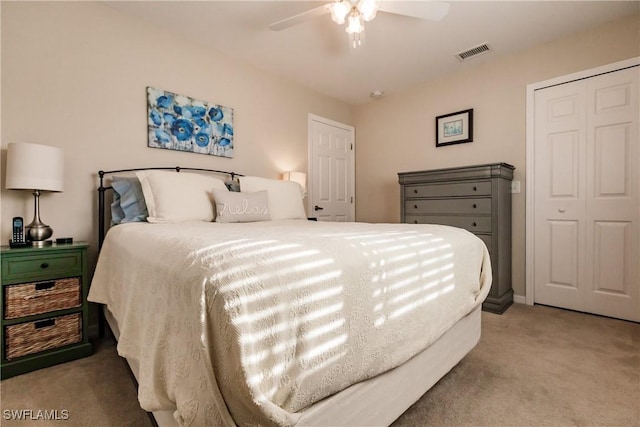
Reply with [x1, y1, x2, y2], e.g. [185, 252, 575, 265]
[213, 189, 271, 223]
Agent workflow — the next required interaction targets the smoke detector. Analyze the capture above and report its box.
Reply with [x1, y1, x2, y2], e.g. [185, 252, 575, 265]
[370, 90, 384, 98]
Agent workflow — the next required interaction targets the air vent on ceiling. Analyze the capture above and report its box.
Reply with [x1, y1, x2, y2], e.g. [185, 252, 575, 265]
[456, 43, 492, 61]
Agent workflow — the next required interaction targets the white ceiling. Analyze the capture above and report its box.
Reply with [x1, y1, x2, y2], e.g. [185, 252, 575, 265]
[105, 1, 639, 105]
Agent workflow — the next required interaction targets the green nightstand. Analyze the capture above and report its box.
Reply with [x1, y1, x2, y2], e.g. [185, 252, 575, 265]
[1, 242, 93, 379]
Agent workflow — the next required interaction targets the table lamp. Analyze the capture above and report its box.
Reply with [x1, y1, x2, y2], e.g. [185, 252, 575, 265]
[5, 142, 64, 246]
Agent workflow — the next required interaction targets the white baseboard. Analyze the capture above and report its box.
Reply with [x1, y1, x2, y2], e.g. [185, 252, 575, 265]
[513, 294, 527, 305]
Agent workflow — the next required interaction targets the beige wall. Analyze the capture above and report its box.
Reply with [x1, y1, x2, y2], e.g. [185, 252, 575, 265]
[2, 3, 638, 300]
[0, 2, 353, 262]
[353, 14, 640, 297]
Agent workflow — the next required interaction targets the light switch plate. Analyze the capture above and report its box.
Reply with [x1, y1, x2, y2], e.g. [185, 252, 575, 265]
[511, 180, 521, 193]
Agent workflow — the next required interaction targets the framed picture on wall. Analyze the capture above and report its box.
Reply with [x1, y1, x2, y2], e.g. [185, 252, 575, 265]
[146, 87, 234, 158]
[436, 109, 473, 147]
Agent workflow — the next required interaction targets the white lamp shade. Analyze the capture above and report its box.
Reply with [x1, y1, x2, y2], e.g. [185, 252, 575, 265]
[5, 142, 64, 192]
[330, 0, 351, 24]
[345, 13, 364, 34]
[282, 171, 307, 191]
[357, 0, 380, 21]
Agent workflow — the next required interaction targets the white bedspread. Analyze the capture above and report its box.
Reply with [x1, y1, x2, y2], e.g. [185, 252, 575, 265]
[89, 220, 491, 426]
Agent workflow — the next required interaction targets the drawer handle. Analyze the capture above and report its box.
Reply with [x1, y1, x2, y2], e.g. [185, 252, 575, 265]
[35, 281, 55, 291]
[35, 319, 56, 329]
[414, 189, 418, 194]
[473, 204, 477, 209]
[414, 204, 418, 209]
[414, 220, 418, 224]
[472, 222, 477, 227]
[25, 289, 71, 301]
[40, 262, 49, 269]
[473, 186, 477, 191]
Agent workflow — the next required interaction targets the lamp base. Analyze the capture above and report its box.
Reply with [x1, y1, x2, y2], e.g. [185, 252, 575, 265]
[25, 189, 55, 246]
[25, 223, 53, 246]
[29, 239, 53, 247]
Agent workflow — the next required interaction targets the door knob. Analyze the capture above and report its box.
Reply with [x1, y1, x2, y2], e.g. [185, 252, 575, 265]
[314, 205, 324, 211]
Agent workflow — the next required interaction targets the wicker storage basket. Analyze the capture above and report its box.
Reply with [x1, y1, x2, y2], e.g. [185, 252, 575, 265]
[4, 278, 81, 319]
[5, 313, 82, 360]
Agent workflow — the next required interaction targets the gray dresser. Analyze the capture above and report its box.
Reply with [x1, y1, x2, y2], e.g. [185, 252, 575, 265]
[398, 163, 515, 313]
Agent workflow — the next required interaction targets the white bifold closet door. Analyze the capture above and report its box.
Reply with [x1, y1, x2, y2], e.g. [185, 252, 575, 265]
[533, 66, 639, 322]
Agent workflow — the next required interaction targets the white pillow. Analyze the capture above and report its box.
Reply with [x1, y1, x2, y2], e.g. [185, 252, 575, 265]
[239, 176, 306, 220]
[136, 170, 228, 222]
[213, 189, 271, 223]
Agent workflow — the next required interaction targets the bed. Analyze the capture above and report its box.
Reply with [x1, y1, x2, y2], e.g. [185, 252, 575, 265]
[88, 167, 492, 427]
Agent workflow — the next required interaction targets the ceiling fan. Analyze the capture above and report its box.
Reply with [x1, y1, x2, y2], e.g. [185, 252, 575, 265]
[268, 0, 450, 49]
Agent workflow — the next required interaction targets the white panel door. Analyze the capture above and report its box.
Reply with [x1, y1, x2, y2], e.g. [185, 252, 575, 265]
[308, 115, 355, 222]
[584, 69, 639, 320]
[534, 81, 587, 311]
[534, 66, 639, 321]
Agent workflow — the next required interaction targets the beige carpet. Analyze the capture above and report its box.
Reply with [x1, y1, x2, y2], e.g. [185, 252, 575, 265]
[1, 304, 638, 427]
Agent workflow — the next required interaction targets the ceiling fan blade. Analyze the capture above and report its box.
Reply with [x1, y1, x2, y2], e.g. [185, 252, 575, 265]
[268, 4, 331, 31]
[379, 1, 450, 21]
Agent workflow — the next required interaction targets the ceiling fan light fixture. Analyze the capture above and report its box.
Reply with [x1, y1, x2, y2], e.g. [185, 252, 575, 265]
[330, 0, 351, 25]
[327, 0, 380, 48]
[357, 0, 380, 22]
[345, 11, 364, 34]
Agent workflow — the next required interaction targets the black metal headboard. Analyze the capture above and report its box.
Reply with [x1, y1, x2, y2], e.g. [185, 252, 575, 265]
[97, 166, 243, 250]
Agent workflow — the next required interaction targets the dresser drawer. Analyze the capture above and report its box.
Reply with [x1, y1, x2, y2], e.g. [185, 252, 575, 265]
[1, 252, 83, 283]
[404, 181, 492, 199]
[405, 215, 492, 233]
[4, 277, 82, 320]
[5, 313, 82, 360]
[405, 198, 491, 215]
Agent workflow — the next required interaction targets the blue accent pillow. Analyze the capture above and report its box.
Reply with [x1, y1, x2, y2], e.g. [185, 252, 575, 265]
[110, 177, 148, 225]
[225, 179, 241, 192]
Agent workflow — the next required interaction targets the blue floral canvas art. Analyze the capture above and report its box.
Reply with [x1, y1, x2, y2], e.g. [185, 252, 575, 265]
[147, 87, 234, 158]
